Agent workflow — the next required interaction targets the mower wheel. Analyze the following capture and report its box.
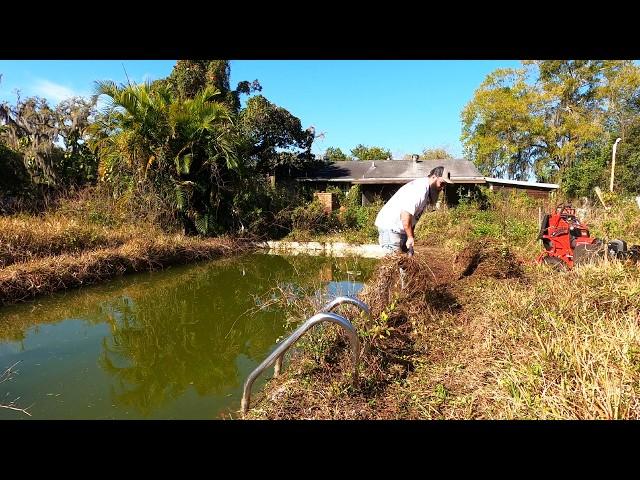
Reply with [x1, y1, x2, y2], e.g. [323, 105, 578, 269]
[541, 255, 568, 271]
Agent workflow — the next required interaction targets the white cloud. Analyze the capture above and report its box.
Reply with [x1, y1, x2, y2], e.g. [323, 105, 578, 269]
[32, 78, 85, 103]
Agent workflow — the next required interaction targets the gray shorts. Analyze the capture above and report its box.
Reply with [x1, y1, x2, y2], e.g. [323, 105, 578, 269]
[378, 229, 408, 254]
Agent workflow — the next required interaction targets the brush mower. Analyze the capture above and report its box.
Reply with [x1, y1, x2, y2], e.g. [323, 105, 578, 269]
[536, 204, 640, 270]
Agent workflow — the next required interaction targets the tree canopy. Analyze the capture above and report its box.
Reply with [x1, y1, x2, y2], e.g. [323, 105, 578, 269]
[420, 148, 454, 160]
[323, 147, 349, 162]
[0, 95, 97, 186]
[461, 60, 640, 195]
[85, 60, 318, 234]
[350, 144, 392, 161]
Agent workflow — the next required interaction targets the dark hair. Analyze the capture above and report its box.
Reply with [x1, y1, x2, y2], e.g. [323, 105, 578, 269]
[428, 166, 445, 177]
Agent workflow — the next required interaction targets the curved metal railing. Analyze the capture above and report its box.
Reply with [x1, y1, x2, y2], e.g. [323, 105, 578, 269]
[240, 295, 370, 416]
[321, 295, 370, 316]
[274, 295, 370, 376]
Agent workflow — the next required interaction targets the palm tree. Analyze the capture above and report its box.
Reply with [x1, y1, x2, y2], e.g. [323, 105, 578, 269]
[88, 80, 240, 234]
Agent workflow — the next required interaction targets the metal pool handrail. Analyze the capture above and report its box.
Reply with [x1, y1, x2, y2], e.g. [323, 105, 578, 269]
[321, 295, 370, 316]
[240, 296, 370, 416]
[274, 295, 370, 376]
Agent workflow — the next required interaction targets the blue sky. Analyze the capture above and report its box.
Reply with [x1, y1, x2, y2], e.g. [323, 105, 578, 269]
[0, 60, 522, 158]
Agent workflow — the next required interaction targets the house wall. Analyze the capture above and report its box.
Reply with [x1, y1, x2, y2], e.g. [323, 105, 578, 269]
[313, 192, 338, 213]
[361, 184, 402, 205]
[489, 184, 554, 199]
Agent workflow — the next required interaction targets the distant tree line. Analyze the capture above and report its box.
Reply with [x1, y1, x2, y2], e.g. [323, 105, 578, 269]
[462, 60, 640, 196]
[322, 145, 454, 162]
[0, 61, 322, 235]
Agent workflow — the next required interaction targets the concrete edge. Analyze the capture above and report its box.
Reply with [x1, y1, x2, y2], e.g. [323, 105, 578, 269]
[256, 241, 386, 258]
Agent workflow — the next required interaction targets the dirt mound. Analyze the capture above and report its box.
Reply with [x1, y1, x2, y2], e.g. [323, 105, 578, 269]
[249, 241, 527, 419]
[360, 247, 458, 317]
[454, 240, 524, 280]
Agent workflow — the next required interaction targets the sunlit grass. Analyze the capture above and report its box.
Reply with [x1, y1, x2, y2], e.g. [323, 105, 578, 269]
[249, 193, 640, 419]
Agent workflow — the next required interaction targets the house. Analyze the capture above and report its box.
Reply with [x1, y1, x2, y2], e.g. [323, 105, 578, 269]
[482, 177, 560, 199]
[296, 158, 559, 207]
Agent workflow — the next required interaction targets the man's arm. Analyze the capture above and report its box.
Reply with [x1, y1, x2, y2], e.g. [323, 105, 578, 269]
[401, 210, 415, 250]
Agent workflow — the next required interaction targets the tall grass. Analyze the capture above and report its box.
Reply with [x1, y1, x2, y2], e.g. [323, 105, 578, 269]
[416, 190, 640, 259]
[0, 184, 195, 268]
[286, 188, 382, 244]
[0, 215, 134, 268]
[469, 261, 640, 419]
[0, 186, 247, 306]
[249, 191, 640, 419]
[0, 234, 241, 306]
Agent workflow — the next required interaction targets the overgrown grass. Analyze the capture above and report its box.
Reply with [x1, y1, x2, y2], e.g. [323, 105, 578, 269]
[0, 215, 139, 268]
[0, 233, 242, 307]
[402, 259, 640, 420]
[0, 186, 171, 268]
[415, 192, 545, 259]
[0, 186, 251, 306]
[584, 195, 640, 245]
[248, 193, 640, 420]
[469, 261, 640, 419]
[285, 202, 381, 244]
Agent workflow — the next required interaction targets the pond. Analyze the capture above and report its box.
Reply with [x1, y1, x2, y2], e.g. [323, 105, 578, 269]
[0, 253, 378, 419]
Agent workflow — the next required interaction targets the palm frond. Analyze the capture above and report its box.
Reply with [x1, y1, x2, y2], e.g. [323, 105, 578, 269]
[174, 184, 186, 211]
[194, 214, 209, 235]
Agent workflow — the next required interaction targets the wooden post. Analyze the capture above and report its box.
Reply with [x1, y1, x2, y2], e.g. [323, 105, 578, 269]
[610, 138, 622, 192]
[538, 206, 542, 231]
[594, 187, 608, 210]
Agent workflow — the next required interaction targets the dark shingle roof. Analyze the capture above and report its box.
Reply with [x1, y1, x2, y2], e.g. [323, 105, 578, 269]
[297, 159, 483, 184]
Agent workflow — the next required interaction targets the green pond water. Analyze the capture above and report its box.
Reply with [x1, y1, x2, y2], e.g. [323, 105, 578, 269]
[0, 252, 378, 419]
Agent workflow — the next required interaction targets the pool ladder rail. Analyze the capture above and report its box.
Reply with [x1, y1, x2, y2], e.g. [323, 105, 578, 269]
[240, 295, 370, 416]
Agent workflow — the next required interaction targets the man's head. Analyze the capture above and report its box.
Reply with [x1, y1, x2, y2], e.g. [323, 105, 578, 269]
[428, 165, 453, 192]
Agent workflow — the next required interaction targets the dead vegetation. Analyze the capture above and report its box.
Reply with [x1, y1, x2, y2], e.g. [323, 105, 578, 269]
[246, 239, 529, 419]
[0, 235, 245, 307]
[249, 232, 640, 419]
[0, 187, 258, 306]
[0, 215, 132, 268]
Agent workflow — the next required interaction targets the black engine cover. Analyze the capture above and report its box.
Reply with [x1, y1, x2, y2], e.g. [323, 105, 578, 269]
[607, 239, 628, 256]
[574, 243, 604, 266]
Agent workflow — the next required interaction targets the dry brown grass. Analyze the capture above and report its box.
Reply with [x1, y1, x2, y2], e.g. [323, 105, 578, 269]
[247, 234, 640, 420]
[0, 215, 141, 268]
[463, 261, 640, 419]
[0, 234, 244, 306]
[0, 186, 256, 306]
[246, 240, 526, 419]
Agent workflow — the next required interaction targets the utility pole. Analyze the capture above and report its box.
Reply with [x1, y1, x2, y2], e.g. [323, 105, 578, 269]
[610, 138, 622, 192]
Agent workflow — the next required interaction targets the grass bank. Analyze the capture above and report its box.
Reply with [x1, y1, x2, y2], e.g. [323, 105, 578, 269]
[0, 234, 243, 307]
[0, 188, 253, 307]
[245, 196, 640, 420]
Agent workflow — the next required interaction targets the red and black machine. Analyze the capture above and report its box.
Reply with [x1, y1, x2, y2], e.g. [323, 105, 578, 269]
[536, 204, 639, 269]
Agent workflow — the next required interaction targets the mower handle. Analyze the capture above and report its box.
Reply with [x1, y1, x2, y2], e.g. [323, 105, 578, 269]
[555, 203, 576, 216]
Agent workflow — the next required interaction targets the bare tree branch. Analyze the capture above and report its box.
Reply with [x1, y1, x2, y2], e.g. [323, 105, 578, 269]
[1, 361, 33, 417]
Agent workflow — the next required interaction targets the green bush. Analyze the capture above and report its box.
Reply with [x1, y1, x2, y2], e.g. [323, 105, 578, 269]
[230, 178, 309, 238]
[325, 185, 348, 206]
[339, 188, 381, 240]
[291, 200, 340, 233]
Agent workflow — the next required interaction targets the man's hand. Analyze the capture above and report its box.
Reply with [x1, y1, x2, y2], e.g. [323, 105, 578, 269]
[400, 210, 415, 255]
[406, 236, 415, 251]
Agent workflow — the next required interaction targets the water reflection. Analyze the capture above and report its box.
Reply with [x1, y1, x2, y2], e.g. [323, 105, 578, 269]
[0, 253, 377, 419]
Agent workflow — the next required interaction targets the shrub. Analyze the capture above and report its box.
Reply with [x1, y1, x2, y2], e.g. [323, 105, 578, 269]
[291, 200, 339, 233]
